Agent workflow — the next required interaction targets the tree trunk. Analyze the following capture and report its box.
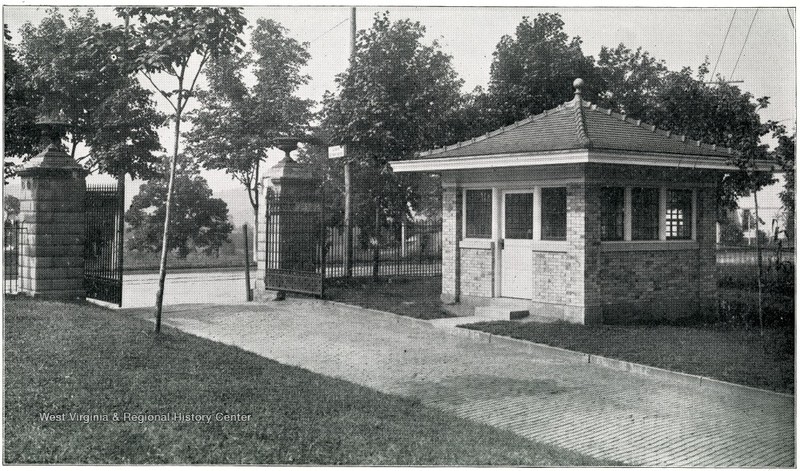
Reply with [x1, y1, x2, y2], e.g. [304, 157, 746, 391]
[252, 206, 259, 264]
[154, 110, 181, 333]
[754, 191, 764, 336]
[252, 160, 260, 263]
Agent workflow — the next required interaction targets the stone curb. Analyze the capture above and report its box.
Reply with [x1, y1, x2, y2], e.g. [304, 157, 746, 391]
[323, 300, 438, 330]
[325, 300, 793, 400]
[442, 322, 589, 364]
[85, 298, 121, 310]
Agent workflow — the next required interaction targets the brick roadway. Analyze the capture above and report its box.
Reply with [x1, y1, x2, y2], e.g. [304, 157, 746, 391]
[127, 300, 795, 467]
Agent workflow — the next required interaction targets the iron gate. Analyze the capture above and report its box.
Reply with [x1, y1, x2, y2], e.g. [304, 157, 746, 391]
[4, 221, 24, 294]
[85, 183, 124, 306]
[264, 187, 325, 297]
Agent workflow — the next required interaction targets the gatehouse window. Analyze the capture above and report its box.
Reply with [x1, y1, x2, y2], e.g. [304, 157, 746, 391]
[600, 187, 625, 241]
[464, 189, 492, 238]
[666, 189, 693, 240]
[631, 187, 659, 240]
[541, 187, 567, 241]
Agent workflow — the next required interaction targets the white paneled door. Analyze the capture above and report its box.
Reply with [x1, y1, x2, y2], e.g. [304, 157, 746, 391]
[500, 191, 533, 299]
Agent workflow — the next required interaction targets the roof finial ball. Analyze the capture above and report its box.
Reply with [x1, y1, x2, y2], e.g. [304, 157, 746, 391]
[573, 78, 584, 98]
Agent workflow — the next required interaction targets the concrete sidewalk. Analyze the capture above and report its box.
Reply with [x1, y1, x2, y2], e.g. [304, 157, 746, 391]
[126, 300, 795, 467]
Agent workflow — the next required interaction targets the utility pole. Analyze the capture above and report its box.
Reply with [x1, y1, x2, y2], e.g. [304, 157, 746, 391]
[343, 7, 356, 278]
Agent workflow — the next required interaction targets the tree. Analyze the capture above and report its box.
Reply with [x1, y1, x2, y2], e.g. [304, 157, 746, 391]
[484, 13, 597, 128]
[322, 12, 463, 225]
[113, 7, 246, 331]
[3, 24, 40, 180]
[594, 43, 669, 119]
[17, 8, 163, 179]
[126, 156, 233, 259]
[716, 208, 744, 246]
[4, 195, 20, 222]
[186, 18, 313, 259]
[594, 49, 776, 210]
[772, 126, 795, 241]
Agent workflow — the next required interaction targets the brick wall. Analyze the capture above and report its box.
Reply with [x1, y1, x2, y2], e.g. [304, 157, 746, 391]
[531, 251, 568, 305]
[594, 185, 719, 323]
[459, 247, 493, 298]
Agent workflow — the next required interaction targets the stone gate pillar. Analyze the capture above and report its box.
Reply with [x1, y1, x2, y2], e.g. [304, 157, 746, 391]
[17, 120, 88, 300]
[255, 138, 318, 301]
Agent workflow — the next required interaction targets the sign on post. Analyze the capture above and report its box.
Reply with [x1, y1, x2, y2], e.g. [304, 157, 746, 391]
[328, 145, 346, 159]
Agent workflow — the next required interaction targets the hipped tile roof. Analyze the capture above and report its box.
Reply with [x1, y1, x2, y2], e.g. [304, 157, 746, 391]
[417, 94, 735, 160]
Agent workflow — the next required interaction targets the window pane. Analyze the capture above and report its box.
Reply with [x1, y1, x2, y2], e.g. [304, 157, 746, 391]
[465, 190, 492, 238]
[632, 187, 659, 240]
[601, 187, 625, 241]
[666, 189, 692, 240]
[541, 187, 567, 241]
[504, 193, 533, 239]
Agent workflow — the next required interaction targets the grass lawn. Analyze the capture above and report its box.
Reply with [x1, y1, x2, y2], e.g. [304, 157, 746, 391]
[463, 321, 794, 394]
[4, 297, 607, 465]
[324, 277, 452, 320]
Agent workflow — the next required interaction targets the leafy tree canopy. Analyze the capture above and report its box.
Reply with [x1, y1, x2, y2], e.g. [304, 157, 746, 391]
[120, 7, 247, 78]
[772, 126, 795, 239]
[4, 24, 40, 180]
[485, 13, 597, 128]
[322, 12, 463, 218]
[323, 12, 464, 164]
[17, 8, 164, 178]
[125, 156, 233, 258]
[4, 195, 20, 222]
[186, 18, 313, 216]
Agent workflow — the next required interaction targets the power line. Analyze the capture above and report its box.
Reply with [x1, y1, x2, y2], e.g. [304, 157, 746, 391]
[710, 9, 737, 81]
[730, 9, 758, 81]
[309, 17, 349, 45]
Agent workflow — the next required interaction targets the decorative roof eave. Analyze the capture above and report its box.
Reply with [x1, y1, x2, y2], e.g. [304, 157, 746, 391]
[390, 149, 775, 173]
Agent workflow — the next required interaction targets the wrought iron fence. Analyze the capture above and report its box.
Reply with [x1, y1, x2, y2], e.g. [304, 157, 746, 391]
[4, 220, 24, 294]
[85, 183, 124, 306]
[324, 219, 442, 279]
[717, 244, 795, 271]
[717, 244, 795, 289]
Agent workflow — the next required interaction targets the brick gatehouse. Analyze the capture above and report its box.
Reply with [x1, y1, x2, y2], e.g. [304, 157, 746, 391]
[391, 79, 769, 325]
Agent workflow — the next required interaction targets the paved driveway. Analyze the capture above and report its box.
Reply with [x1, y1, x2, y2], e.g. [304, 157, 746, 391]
[120, 270, 249, 308]
[127, 300, 795, 467]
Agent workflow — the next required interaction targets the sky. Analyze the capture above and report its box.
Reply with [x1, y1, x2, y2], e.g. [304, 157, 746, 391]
[3, 3, 796, 225]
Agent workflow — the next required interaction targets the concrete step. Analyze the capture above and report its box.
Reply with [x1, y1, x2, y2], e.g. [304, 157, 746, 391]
[474, 298, 531, 321]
